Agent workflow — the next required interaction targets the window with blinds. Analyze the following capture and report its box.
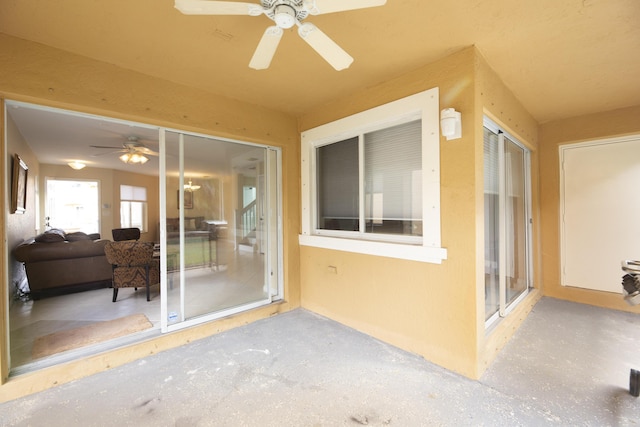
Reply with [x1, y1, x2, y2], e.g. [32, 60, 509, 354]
[365, 120, 422, 236]
[317, 137, 359, 231]
[316, 121, 422, 236]
[120, 184, 148, 232]
[300, 87, 446, 263]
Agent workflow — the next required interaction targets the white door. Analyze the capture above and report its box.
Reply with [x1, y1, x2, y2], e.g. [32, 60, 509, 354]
[560, 136, 640, 293]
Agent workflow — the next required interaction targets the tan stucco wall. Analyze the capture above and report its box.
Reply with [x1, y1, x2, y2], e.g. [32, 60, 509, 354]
[0, 33, 300, 400]
[539, 105, 640, 313]
[475, 53, 542, 373]
[298, 47, 542, 379]
[3, 26, 616, 398]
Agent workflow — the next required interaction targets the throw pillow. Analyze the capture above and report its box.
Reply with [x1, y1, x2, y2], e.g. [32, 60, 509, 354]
[35, 228, 66, 243]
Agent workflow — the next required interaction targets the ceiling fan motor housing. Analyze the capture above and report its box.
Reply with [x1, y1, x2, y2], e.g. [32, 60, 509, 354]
[263, 0, 308, 27]
[274, 4, 296, 28]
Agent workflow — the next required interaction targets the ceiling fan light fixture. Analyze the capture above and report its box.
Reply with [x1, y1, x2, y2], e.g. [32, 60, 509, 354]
[119, 152, 149, 164]
[273, 4, 296, 28]
[68, 161, 87, 170]
[184, 180, 201, 191]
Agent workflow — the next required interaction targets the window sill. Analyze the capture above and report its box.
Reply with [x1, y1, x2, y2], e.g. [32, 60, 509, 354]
[298, 234, 447, 264]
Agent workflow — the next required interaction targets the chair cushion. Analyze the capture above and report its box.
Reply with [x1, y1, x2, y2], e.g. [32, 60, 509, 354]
[112, 228, 141, 241]
[105, 241, 159, 290]
[104, 241, 154, 266]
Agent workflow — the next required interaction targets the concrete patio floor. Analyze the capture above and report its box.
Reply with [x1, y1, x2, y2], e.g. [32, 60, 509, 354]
[1, 297, 639, 426]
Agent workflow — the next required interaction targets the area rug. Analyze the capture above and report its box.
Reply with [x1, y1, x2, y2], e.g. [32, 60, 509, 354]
[31, 313, 153, 360]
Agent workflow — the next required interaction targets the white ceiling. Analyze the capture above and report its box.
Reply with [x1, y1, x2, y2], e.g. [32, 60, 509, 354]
[1, 0, 639, 170]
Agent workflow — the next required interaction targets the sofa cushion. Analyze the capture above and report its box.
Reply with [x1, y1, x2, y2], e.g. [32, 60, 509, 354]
[66, 231, 91, 241]
[34, 228, 66, 243]
[14, 239, 109, 263]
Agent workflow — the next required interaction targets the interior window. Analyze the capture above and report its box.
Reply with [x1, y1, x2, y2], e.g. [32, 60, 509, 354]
[45, 178, 100, 233]
[120, 184, 148, 232]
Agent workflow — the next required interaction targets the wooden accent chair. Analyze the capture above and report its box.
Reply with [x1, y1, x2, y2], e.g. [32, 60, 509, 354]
[104, 241, 159, 302]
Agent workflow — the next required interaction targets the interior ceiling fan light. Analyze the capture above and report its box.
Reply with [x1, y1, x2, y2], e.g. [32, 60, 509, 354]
[184, 180, 201, 191]
[273, 4, 296, 28]
[119, 152, 149, 165]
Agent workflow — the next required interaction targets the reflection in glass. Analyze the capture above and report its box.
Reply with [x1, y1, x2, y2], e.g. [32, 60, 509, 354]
[164, 132, 274, 324]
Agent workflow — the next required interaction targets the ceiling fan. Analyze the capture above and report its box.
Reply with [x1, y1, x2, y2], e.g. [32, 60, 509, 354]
[174, 0, 387, 70]
[91, 136, 159, 164]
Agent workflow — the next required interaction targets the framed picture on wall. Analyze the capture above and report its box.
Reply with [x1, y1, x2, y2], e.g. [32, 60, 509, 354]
[177, 189, 194, 209]
[11, 154, 28, 214]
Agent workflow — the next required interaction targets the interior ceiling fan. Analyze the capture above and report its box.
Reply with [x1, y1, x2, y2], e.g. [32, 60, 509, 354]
[90, 136, 159, 157]
[174, 0, 387, 70]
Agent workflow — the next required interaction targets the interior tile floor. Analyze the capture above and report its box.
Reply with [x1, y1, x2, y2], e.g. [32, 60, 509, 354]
[10, 248, 265, 370]
[1, 297, 639, 426]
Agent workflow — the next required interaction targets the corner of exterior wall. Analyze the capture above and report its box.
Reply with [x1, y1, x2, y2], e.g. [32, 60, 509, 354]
[299, 47, 483, 379]
[473, 48, 543, 377]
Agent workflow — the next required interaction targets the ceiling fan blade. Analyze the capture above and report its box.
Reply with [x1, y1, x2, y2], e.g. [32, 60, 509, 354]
[90, 149, 126, 157]
[249, 26, 284, 70]
[175, 0, 264, 16]
[135, 147, 160, 156]
[90, 145, 124, 149]
[304, 0, 386, 15]
[298, 23, 353, 71]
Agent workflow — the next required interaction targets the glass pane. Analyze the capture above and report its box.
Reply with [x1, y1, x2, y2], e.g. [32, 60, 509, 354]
[165, 132, 271, 325]
[317, 137, 359, 231]
[120, 201, 132, 226]
[484, 127, 500, 321]
[364, 120, 422, 236]
[504, 137, 528, 306]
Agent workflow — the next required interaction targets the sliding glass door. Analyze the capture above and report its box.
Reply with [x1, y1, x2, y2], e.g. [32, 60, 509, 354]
[484, 118, 532, 326]
[160, 130, 282, 331]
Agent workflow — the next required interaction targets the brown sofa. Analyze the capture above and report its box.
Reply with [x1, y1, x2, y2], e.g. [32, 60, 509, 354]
[13, 229, 112, 299]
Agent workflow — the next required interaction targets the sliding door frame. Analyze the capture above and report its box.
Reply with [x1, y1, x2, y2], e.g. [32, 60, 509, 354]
[159, 128, 283, 333]
[484, 117, 533, 328]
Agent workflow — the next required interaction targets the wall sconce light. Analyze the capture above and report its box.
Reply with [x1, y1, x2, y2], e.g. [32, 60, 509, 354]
[68, 161, 86, 170]
[440, 108, 462, 140]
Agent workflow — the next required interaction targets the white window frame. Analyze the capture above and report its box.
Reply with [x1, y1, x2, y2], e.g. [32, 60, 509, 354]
[300, 87, 447, 264]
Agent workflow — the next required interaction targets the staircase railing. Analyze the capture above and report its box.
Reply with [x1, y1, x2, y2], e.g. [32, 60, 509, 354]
[236, 200, 257, 246]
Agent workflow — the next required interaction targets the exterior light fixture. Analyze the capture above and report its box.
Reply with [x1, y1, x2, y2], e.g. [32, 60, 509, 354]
[441, 108, 462, 140]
